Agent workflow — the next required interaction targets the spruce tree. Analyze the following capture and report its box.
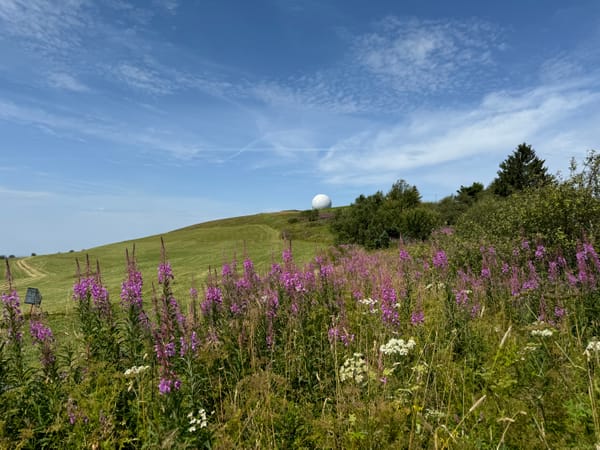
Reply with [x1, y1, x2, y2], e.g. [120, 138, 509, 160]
[491, 143, 552, 196]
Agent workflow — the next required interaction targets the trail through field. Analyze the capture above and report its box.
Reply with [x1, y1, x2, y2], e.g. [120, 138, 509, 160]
[16, 258, 47, 280]
[1, 258, 47, 291]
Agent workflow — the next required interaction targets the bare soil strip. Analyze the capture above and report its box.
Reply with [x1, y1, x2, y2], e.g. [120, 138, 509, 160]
[1, 258, 47, 291]
[15, 258, 47, 280]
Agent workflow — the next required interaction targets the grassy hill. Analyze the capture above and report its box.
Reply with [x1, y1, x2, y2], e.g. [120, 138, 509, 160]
[1, 209, 336, 321]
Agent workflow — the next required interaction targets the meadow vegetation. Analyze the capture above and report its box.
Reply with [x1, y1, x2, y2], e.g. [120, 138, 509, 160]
[2, 146, 600, 448]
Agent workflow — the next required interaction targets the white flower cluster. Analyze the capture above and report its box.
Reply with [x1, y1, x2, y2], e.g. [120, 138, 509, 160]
[584, 339, 600, 360]
[187, 409, 208, 432]
[124, 365, 150, 377]
[530, 329, 553, 337]
[425, 282, 446, 291]
[379, 338, 416, 356]
[358, 297, 377, 306]
[339, 353, 368, 385]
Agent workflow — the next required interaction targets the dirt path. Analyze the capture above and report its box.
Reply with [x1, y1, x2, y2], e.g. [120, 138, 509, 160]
[1, 257, 47, 291]
[15, 258, 47, 280]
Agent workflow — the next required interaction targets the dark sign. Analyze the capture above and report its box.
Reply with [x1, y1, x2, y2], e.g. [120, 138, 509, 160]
[24, 287, 42, 306]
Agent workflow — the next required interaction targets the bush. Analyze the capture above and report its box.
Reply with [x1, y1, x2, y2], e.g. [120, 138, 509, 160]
[456, 182, 600, 256]
[399, 207, 441, 241]
[330, 180, 437, 248]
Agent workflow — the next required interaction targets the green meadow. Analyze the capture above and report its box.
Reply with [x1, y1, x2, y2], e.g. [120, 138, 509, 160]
[3, 210, 333, 330]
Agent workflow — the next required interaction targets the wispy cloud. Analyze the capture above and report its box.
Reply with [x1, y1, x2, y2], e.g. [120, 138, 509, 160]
[112, 62, 176, 95]
[250, 17, 505, 114]
[0, 98, 206, 159]
[318, 77, 600, 186]
[0, 0, 88, 53]
[47, 72, 90, 92]
[156, 0, 178, 14]
[0, 185, 52, 199]
[353, 17, 503, 94]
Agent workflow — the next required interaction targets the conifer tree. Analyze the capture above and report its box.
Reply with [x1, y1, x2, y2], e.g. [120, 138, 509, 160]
[491, 143, 553, 196]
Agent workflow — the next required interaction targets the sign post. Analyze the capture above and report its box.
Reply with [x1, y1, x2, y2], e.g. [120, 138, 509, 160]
[24, 287, 42, 314]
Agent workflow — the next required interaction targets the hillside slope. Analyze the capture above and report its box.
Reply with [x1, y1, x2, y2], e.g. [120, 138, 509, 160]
[2, 210, 335, 316]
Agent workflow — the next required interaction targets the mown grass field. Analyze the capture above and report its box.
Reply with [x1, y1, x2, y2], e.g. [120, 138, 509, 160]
[2, 210, 334, 333]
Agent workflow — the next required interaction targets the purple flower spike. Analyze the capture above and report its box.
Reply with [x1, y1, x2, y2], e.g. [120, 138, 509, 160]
[158, 262, 174, 284]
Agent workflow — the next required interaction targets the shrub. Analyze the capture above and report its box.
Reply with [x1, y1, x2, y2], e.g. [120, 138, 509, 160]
[456, 182, 600, 256]
[330, 179, 437, 248]
[399, 207, 441, 241]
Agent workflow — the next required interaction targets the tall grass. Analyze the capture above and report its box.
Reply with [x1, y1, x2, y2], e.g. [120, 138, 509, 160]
[1, 232, 600, 448]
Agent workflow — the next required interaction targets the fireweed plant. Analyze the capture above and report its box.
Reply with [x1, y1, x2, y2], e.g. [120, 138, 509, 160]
[1, 236, 600, 448]
[1, 259, 24, 382]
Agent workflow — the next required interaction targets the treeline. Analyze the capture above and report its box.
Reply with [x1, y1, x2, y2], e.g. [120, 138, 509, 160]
[331, 143, 600, 254]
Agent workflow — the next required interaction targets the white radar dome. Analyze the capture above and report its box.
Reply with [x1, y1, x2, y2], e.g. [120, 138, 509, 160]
[311, 194, 332, 210]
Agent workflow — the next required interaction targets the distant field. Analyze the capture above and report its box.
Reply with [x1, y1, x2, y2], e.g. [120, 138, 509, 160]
[2, 209, 335, 327]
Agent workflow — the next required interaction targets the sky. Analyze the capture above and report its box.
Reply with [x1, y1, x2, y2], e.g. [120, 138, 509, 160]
[1, 0, 600, 256]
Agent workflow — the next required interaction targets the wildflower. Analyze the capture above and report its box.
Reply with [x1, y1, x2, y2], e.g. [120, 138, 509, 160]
[187, 409, 208, 432]
[339, 353, 368, 385]
[380, 287, 399, 326]
[584, 339, 600, 360]
[158, 262, 174, 284]
[530, 328, 553, 337]
[201, 286, 223, 316]
[548, 261, 559, 282]
[379, 337, 416, 356]
[425, 409, 446, 421]
[281, 270, 306, 294]
[328, 324, 354, 346]
[29, 318, 56, 371]
[328, 326, 339, 342]
[120, 257, 143, 309]
[410, 310, 425, 325]
[399, 249, 411, 261]
[158, 377, 181, 395]
[236, 277, 251, 290]
[358, 297, 378, 314]
[2, 289, 24, 344]
[30, 320, 53, 343]
[73, 274, 112, 320]
[319, 263, 334, 279]
[243, 257, 254, 275]
[432, 250, 448, 269]
[66, 398, 87, 426]
[358, 297, 377, 306]
[340, 330, 355, 346]
[566, 272, 578, 286]
[454, 289, 471, 305]
[222, 263, 233, 278]
[265, 291, 279, 318]
[535, 245, 546, 259]
[282, 248, 293, 264]
[124, 365, 150, 377]
[90, 279, 112, 319]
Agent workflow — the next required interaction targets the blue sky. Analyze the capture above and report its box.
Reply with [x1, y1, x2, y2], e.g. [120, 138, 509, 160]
[1, 0, 600, 256]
